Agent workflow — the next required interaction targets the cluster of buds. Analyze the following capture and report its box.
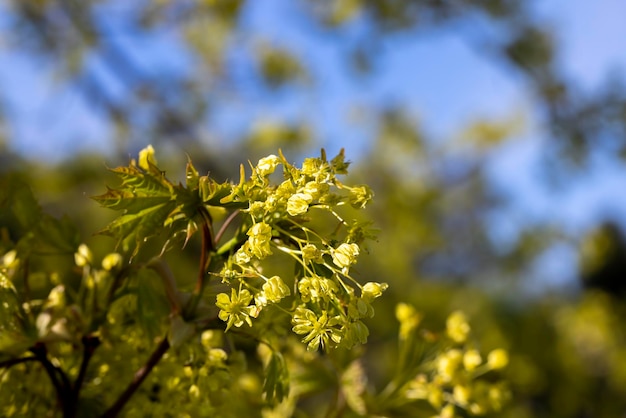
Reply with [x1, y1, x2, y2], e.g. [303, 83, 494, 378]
[399, 307, 510, 417]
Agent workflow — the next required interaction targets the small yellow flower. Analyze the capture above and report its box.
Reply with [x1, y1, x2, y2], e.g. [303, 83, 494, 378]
[256, 154, 280, 176]
[302, 181, 329, 200]
[74, 244, 92, 267]
[446, 311, 470, 344]
[437, 349, 462, 382]
[256, 276, 290, 306]
[427, 385, 444, 409]
[287, 193, 313, 216]
[332, 243, 360, 271]
[452, 384, 471, 406]
[2, 250, 18, 269]
[216, 289, 256, 331]
[361, 282, 388, 301]
[463, 349, 482, 371]
[439, 404, 456, 418]
[349, 185, 373, 209]
[247, 222, 273, 259]
[138, 144, 157, 171]
[487, 349, 509, 370]
[292, 306, 342, 351]
[395, 303, 423, 340]
[301, 244, 323, 263]
[102, 253, 123, 271]
[189, 384, 201, 398]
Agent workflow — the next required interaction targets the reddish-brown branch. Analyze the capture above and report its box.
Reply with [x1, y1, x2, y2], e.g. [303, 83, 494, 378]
[214, 209, 240, 245]
[194, 221, 212, 295]
[101, 337, 170, 418]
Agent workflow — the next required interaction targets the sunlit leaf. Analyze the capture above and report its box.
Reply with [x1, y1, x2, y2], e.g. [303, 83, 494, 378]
[93, 149, 187, 255]
[99, 201, 177, 255]
[199, 176, 234, 206]
[185, 158, 200, 190]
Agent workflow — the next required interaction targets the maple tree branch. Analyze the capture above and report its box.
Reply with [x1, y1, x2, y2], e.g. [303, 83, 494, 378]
[101, 337, 170, 418]
[30, 343, 73, 417]
[0, 355, 38, 369]
[71, 335, 101, 404]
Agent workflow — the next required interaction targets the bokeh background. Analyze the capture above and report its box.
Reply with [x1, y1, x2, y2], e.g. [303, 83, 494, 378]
[2, 1, 626, 416]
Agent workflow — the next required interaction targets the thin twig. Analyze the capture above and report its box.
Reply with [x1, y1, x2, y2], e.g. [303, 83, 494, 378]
[101, 337, 170, 418]
[194, 221, 211, 295]
[0, 355, 38, 369]
[30, 343, 73, 417]
[72, 335, 101, 403]
[214, 209, 240, 245]
[200, 207, 216, 252]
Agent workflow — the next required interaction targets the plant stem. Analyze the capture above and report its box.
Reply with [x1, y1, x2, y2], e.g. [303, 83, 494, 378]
[71, 335, 101, 405]
[0, 355, 38, 369]
[187, 208, 216, 316]
[214, 209, 240, 244]
[30, 343, 73, 417]
[101, 337, 170, 418]
[193, 221, 212, 295]
[147, 258, 182, 314]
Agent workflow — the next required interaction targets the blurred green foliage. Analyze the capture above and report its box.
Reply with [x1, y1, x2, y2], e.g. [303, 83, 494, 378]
[1, 147, 510, 417]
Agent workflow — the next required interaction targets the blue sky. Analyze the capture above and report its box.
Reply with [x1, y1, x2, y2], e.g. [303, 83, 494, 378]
[2, 0, 625, 161]
[1, 0, 626, 290]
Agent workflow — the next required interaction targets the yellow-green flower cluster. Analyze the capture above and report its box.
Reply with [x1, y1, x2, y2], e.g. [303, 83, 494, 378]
[215, 150, 386, 352]
[398, 307, 510, 417]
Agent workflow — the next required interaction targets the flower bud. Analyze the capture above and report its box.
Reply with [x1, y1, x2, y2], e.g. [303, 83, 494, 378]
[463, 349, 482, 371]
[102, 253, 123, 271]
[349, 185, 373, 209]
[2, 250, 18, 269]
[287, 193, 313, 216]
[256, 154, 280, 176]
[446, 310, 470, 343]
[487, 349, 509, 370]
[74, 244, 92, 267]
[332, 243, 360, 270]
[361, 282, 388, 301]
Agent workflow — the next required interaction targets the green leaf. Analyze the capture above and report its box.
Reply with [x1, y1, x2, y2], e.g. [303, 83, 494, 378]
[110, 164, 174, 196]
[199, 176, 235, 206]
[0, 273, 33, 356]
[330, 148, 350, 174]
[263, 351, 290, 403]
[135, 268, 170, 339]
[0, 175, 42, 236]
[93, 165, 174, 212]
[0, 176, 79, 254]
[169, 314, 197, 348]
[185, 157, 200, 189]
[99, 201, 177, 255]
[92, 186, 173, 213]
[36, 215, 81, 253]
[92, 151, 181, 256]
